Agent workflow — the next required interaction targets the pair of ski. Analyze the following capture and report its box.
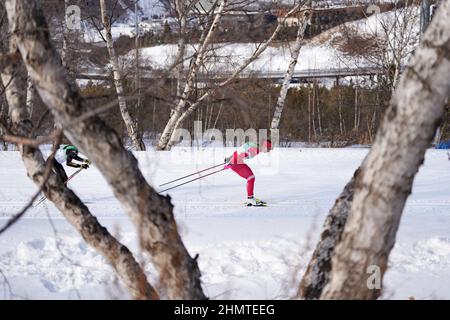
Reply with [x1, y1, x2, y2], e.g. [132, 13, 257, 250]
[246, 199, 268, 207]
[33, 168, 84, 207]
[159, 164, 268, 207]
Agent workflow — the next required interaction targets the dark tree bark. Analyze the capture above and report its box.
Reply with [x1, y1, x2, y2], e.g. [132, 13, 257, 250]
[298, 171, 358, 299]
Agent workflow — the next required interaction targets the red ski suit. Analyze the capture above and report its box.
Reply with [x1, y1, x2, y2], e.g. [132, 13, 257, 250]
[225, 143, 260, 197]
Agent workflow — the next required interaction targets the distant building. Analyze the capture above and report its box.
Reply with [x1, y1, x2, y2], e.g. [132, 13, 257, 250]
[273, 2, 395, 35]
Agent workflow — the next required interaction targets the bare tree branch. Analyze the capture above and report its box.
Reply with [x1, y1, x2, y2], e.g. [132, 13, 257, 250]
[0, 132, 57, 146]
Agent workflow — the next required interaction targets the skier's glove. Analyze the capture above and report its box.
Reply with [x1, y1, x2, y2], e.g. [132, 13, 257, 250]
[82, 163, 90, 169]
[84, 159, 92, 165]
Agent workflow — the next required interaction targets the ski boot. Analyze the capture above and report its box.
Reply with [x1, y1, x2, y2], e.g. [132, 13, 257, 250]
[246, 196, 267, 207]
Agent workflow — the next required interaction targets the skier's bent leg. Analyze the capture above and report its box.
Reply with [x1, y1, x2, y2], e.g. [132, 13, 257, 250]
[230, 164, 255, 197]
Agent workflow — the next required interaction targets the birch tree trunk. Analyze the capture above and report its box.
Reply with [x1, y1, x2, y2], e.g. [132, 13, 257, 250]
[308, 89, 311, 143]
[312, 84, 317, 139]
[298, 171, 359, 299]
[1, 41, 158, 301]
[175, 0, 187, 102]
[61, 0, 69, 69]
[156, 0, 227, 151]
[354, 83, 358, 131]
[270, 11, 309, 132]
[134, 0, 144, 145]
[99, 0, 145, 151]
[337, 79, 344, 135]
[433, 126, 443, 146]
[0, 97, 6, 150]
[6, 0, 206, 299]
[300, 0, 450, 300]
[319, 0, 450, 299]
[25, 75, 35, 119]
[316, 84, 322, 135]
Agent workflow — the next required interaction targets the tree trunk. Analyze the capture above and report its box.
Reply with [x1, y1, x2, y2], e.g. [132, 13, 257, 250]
[298, 171, 359, 299]
[6, 0, 206, 300]
[0, 80, 6, 150]
[320, 1, 450, 299]
[156, 0, 227, 151]
[270, 11, 309, 132]
[308, 88, 311, 143]
[175, 0, 187, 102]
[354, 83, 359, 131]
[134, 0, 145, 147]
[433, 126, 443, 146]
[337, 79, 344, 135]
[99, 0, 145, 150]
[312, 84, 317, 139]
[25, 75, 35, 119]
[300, 0, 450, 300]
[1, 40, 158, 301]
[61, 0, 69, 69]
[316, 84, 322, 135]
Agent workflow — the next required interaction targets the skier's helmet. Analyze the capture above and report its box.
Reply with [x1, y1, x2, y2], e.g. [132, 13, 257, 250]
[63, 144, 78, 153]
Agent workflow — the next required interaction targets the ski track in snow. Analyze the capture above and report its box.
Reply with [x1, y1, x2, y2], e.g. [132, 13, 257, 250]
[1, 148, 450, 299]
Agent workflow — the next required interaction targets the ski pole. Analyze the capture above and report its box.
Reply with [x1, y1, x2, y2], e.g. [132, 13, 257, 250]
[159, 168, 226, 193]
[65, 167, 84, 183]
[159, 162, 226, 187]
[34, 167, 84, 207]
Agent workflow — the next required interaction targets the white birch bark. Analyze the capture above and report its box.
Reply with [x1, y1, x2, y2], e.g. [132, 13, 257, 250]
[0, 80, 6, 150]
[312, 84, 317, 138]
[134, 0, 144, 146]
[61, 0, 69, 69]
[337, 79, 344, 135]
[320, 0, 450, 299]
[25, 75, 35, 119]
[301, 0, 450, 300]
[316, 85, 322, 135]
[99, 0, 145, 150]
[156, 0, 227, 150]
[308, 89, 311, 142]
[175, 0, 187, 101]
[6, 0, 205, 299]
[1, 40, 157, 301]
[270, 11, 309, 132]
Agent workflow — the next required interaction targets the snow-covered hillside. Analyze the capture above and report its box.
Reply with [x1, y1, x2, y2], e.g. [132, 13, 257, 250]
[119, 8, 420, 74]
[1, 148, 449, 299]
[127, 42, 339, 73]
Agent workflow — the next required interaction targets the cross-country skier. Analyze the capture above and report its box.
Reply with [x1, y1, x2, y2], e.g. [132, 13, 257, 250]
[54, 144, 91, 182]
[224, 140, 272, 206]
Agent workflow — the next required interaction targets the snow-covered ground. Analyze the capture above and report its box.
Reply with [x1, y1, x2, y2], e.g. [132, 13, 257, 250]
[1, 148, 450, 299]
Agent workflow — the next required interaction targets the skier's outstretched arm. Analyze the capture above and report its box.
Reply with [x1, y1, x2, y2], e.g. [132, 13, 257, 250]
[72, 154, 86, 162]
[67, 154, 90, 169]
[66, 160, 82, 168]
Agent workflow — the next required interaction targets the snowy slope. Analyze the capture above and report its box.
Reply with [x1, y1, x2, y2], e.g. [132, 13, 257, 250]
[1, 148, 450, 299]
[126, 42, 339, 73]
[121, 8, 420, 74]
